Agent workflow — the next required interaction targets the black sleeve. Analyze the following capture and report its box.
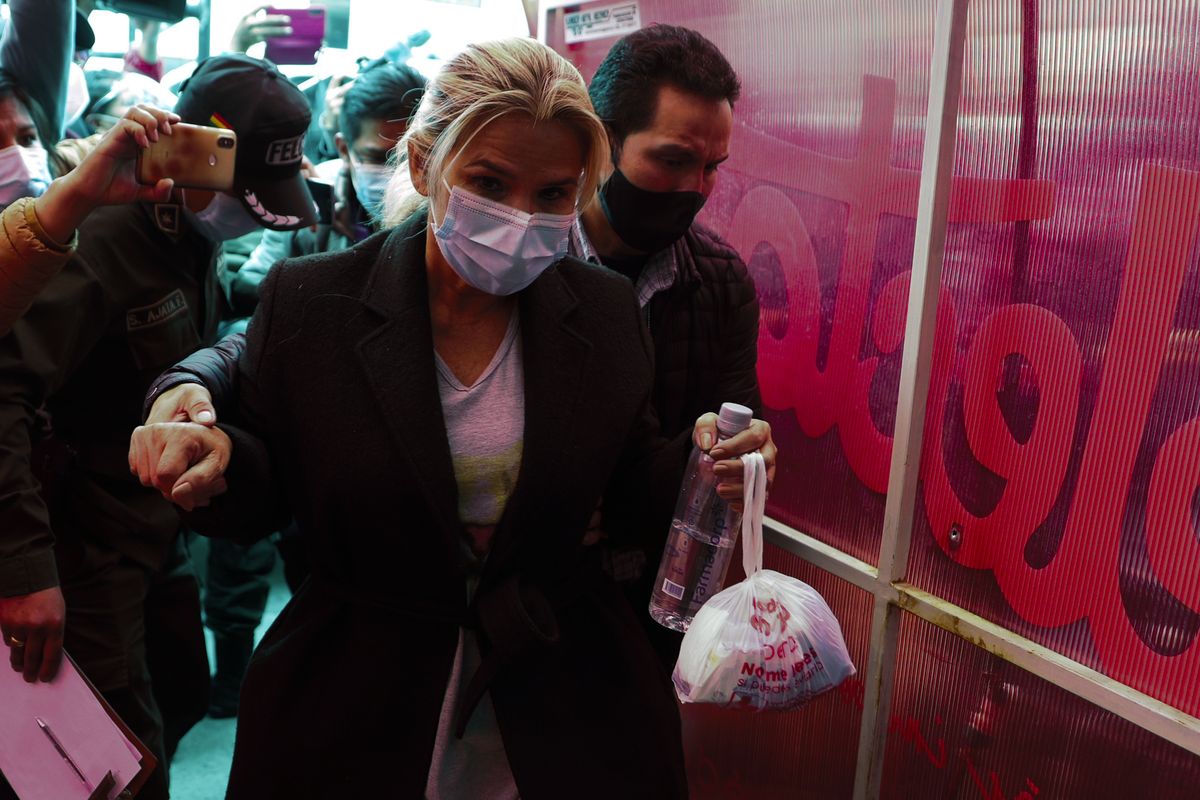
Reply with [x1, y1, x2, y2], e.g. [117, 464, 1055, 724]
[603, 283, 690, 552]
[142, 332, 246, 422]
[0, 0, 73, 144]
[0, 256, 110, 596]
[183, 268, 291, 542]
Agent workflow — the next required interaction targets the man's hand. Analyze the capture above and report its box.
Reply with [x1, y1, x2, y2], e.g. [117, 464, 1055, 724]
[230, 6, 293, 53]
[129, 422, 232, 511]
[146, 382, 217, 426]
[0, 587, 66, 683]
[319, 75, 355, 133]
[692, 413, 777, 513]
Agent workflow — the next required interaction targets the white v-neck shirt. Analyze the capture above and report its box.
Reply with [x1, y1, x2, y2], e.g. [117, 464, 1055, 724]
[425, 311, 523, 800]
[434, 311, 524, 537]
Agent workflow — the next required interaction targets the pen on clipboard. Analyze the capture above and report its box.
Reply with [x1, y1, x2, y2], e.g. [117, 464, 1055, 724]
[36, 716, 90, 787]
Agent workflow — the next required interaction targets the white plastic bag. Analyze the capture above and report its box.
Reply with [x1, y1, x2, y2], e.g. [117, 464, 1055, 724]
[673, 452, 856, 710]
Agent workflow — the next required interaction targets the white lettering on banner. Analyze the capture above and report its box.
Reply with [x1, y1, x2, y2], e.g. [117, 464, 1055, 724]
[564, 2, 641, 44]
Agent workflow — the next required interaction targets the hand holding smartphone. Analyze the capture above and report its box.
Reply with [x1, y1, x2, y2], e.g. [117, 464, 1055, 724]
[135, 123, 238, 192]
[263, 6, 327, 65]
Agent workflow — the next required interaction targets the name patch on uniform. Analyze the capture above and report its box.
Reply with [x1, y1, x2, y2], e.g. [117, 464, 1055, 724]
[127, 290, 188, 332]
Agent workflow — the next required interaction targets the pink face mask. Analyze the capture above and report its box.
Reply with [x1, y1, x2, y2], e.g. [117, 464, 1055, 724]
[432, 182, 574, 296]
[0, 145, 50, 207]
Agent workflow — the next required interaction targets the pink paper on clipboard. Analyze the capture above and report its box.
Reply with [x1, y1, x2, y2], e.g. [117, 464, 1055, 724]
[0, 653, 148, 799]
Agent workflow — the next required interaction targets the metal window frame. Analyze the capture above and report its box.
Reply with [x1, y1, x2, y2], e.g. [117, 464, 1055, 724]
[534, 0, 1200, 794]
[766, 519, 1200, 797]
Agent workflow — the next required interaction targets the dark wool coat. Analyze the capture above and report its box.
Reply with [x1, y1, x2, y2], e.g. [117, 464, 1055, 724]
[185, 213, 690, 799]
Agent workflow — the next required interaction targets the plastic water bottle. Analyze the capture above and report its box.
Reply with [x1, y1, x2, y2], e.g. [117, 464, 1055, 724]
[650, 402, 754, 631]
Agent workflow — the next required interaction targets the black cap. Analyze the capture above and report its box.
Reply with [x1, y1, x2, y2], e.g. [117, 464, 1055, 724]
[175, 54, 316, 231]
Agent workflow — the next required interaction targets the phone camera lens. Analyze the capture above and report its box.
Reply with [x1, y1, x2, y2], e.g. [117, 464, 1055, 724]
[218, 137, 235, 149]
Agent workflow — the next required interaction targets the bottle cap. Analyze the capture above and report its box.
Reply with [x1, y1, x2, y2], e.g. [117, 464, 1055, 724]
[716, 402, 754, 436]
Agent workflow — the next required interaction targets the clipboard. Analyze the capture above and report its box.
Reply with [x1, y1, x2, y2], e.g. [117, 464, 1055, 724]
[75, 654, 158, 799]
[0, 651, 158, 800]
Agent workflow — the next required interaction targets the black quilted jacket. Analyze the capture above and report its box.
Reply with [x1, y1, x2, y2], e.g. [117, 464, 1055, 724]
[645, 221, 762, 440]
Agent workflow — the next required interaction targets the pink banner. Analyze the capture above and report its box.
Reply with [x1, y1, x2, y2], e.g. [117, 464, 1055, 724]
[547, 0, 1200, 794]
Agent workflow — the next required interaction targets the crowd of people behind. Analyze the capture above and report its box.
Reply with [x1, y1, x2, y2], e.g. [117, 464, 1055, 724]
[0, 2, 776, 798]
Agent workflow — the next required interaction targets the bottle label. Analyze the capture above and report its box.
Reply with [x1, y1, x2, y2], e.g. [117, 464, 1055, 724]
[662, 578, 686, 600]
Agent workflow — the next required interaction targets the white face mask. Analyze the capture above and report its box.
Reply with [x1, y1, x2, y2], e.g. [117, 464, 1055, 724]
[183, 192, 260, 242]
[350, 159, 391, 220]
[64, 64, 89, 128]
[432, 182, 573, 296]
[0, 145, 51, 207]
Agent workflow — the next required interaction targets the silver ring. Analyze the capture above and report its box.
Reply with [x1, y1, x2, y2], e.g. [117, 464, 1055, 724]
[7, 634, 25, 648]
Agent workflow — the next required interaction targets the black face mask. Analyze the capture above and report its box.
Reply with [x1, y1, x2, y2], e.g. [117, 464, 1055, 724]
[598, 167, 706, 254]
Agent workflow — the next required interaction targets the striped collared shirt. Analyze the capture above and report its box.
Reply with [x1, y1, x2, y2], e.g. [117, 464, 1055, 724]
[569, 219, 679, 311]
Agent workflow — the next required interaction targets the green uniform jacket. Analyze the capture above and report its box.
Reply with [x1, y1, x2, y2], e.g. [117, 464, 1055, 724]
[0, 201, 220, 596]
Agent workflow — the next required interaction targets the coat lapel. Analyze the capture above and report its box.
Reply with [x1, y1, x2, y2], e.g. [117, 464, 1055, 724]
[354, 217, 463, 573]
[483, 262, 592, 581]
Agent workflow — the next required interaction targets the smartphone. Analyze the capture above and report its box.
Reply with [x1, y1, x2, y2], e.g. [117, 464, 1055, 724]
[264, 6, 327, 66]
[306, 178, 333, 224]
[136, 123, 237, 192]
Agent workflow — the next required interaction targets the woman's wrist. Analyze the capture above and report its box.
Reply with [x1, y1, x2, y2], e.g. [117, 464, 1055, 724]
[32, 175, 96, 246]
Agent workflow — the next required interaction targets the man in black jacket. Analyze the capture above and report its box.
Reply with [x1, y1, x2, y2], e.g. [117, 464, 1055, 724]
[582, 25, 758, 433]
[575, 25, 762, 662]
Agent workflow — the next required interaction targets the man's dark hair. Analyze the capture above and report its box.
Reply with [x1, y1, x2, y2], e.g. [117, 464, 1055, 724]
[339, 60, 426, 145]
[588, 24, 740, 142]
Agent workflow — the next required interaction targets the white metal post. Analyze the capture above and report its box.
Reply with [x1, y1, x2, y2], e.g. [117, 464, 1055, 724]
[537, 0, 582, 44]
[852, 1, 972, 797]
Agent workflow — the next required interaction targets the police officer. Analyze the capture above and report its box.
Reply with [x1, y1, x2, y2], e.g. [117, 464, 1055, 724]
[0, 54, 317, 800]
[577, 25, 767, 666]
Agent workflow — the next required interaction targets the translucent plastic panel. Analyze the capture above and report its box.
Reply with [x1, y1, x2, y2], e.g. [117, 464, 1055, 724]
[906, 1, 1200, 717]
[881, 615, 1200, 799]
[547, 0, 948, 565]
[680, 548, 871, 799]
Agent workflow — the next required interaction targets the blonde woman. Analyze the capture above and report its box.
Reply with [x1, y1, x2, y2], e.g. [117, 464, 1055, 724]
[130, 38, 770, 798]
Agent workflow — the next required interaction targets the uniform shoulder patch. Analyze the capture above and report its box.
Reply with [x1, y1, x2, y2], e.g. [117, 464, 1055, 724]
[154, 203, 181, 235]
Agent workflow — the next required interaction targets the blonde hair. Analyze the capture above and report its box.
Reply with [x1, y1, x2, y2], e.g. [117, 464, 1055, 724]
[382, 38, 608, 227]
